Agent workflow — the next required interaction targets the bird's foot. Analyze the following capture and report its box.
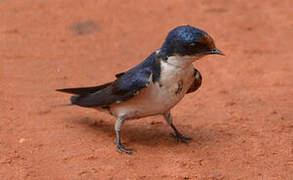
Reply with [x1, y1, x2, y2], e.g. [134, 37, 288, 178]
[116, 143, 133, 153]
[170, 132, 192, 144]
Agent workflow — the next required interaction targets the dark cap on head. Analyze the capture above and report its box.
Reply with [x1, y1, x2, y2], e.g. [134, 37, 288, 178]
[161, 25, 224, 57]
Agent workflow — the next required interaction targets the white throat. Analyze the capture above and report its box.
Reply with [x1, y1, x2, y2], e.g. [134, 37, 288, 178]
[165, 55, 200, 69]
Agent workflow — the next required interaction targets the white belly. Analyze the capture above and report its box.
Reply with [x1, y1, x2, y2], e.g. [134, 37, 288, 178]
[109, 60, 195, 119]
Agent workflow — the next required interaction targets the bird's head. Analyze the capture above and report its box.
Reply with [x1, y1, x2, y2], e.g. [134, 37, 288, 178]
[160, 25, 224, 62]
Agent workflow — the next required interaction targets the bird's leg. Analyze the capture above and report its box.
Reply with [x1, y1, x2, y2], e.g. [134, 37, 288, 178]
[163, 111, 192, 144]
[115, 116, 133, 153]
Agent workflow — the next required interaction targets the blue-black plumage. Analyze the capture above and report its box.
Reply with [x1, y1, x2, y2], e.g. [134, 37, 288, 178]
[56, 25, 224, 153]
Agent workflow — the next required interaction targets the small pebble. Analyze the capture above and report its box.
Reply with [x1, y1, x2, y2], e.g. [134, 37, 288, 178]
[19, 138, 26, 143]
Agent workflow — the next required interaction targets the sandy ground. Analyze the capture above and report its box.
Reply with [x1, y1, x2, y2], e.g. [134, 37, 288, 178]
[1, 0, 293, 179]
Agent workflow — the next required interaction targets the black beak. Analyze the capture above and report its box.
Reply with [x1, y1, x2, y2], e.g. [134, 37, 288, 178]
[210, 48, 224, 56]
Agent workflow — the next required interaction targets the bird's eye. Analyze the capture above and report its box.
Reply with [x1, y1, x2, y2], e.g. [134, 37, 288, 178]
[189, 42, 196, 47]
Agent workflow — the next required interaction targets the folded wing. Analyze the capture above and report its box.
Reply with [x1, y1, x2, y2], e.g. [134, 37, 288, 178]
[56, 52, 160, 107]
[186, 68, 202, 94]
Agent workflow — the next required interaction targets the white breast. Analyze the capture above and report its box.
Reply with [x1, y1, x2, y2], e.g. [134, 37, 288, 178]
[109, 56, 196, 119]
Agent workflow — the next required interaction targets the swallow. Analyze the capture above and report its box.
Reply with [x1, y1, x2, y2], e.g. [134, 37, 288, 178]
[57, 25, 224, 153]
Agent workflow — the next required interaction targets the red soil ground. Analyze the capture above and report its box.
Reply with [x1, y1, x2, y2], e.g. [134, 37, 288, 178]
[1, 0, 292, 179]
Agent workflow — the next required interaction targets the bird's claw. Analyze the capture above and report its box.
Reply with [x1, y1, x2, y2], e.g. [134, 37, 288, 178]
[170, 132, 192, 144]
[116, 143, 133, 153]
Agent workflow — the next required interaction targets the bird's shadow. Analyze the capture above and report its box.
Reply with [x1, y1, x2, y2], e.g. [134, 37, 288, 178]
[67, 116, 229, 149]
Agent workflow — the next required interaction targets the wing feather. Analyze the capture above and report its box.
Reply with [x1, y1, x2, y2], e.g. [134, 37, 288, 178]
[186, 68, 202, 94]
[57, 52, 161, 107]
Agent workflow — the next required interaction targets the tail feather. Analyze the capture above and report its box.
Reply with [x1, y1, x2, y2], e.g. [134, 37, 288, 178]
[57, 82, 113, 107]
[56, 82, 113, 95]
[70, 94, 101, 107]
[52, 103, 74, 107]
[70, 95, 80, 105]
